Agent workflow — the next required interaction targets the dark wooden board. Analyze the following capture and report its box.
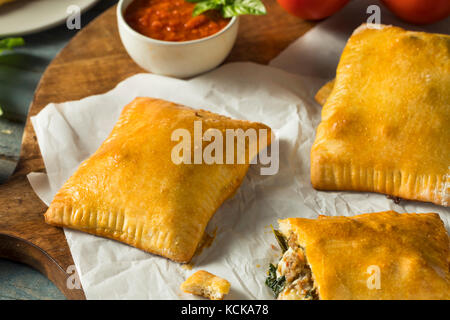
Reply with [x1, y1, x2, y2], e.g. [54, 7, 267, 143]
[0, 1, 314, 299]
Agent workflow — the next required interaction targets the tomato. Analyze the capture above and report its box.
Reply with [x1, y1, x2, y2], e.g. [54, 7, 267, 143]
[276, 0, 350, 20]
[381, 0, 450, 24]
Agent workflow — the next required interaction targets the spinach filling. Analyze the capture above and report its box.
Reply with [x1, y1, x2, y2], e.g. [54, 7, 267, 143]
[265, 263, 286, 298]
[265, 227, 318, 300]
[265, 227, 288, 297]
[272, 227, 288, 253]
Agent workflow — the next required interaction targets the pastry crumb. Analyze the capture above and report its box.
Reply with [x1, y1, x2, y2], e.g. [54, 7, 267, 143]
[181, 270, 230, 300]
[182, 263, 193, 270]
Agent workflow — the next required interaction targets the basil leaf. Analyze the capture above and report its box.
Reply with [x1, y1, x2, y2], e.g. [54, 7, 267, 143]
[192, 1, 220, 16]
[190, 0, 266, 17]
[0, 37, 24, 54]
[222, 0, 266, 18]
[188, 0, 227, 3]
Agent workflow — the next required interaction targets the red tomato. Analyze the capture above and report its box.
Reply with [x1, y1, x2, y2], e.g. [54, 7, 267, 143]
[381, 0, 450, 24]
[276, 0, 350, 20]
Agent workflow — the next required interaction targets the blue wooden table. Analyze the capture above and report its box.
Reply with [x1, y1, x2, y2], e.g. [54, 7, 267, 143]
[0, 0, 118, 300]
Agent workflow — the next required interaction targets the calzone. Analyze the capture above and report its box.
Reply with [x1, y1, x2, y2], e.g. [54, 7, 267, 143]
[44, 97, 271, 262]
[311, 24, 450, 206]
[267, 211, 450, 300]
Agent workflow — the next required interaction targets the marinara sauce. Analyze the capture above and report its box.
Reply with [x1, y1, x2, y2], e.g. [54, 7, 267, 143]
[125, 0, 231, 42]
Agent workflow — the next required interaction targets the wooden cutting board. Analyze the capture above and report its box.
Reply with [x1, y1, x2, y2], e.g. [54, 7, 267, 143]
[0, 1, 314, 299]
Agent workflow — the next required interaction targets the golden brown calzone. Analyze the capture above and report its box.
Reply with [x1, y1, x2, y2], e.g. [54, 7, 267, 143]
[311, 24, 450, 206]
[270, 211, 450, 300]
[44, 97, 271, 262]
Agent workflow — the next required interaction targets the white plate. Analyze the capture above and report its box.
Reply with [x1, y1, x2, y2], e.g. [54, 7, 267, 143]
[0, 0, 100, 37]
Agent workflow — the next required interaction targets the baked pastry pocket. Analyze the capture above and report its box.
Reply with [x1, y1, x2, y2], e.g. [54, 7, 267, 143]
[311, 24, 450, 206]
[268, 211, 450, 300]
[45, 97, 272, 262]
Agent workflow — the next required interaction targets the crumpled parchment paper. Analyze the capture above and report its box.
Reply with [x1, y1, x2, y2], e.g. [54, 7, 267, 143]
[28, 0, 449, 299]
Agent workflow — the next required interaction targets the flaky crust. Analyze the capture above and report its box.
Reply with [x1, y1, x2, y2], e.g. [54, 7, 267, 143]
[44, 97, 271, 263]
[314, 79, 335, 106]
[311, 25, 450, 206]
[279, 211, 450, 300]
[181, 270, 230, 300]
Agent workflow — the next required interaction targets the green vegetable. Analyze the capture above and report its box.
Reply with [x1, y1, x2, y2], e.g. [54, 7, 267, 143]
[187, 0, 266, 18]
[0, 38, 24, 119]
[191, 0, 220, 16]
[265, 227, 288, 297]
[271, 226, 288, 253]
[0, 37, 24, 54]
[265, 263, 285, 298]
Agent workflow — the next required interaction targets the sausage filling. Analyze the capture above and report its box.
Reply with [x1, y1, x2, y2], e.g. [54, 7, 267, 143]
[276, 233, 318, 300]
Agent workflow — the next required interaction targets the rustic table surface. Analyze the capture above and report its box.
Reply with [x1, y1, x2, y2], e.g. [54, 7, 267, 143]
[0, 0, 118, 300]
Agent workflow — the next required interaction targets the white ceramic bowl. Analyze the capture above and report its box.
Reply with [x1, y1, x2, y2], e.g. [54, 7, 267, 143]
[117, 0, 239, 78]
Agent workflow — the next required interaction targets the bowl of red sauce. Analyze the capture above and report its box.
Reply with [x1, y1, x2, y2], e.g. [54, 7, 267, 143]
[117, 0, 239, 78]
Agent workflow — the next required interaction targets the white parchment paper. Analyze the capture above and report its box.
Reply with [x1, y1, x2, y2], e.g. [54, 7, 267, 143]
[28, 0, 449, 299]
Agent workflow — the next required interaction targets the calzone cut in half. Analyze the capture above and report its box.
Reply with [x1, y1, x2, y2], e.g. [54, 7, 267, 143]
[311, 24, 450, 206]
[44, 97, 272, 262]
[267, 211, 450, 300]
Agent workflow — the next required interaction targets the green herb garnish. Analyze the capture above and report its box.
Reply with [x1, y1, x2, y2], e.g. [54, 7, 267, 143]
[187, 0, 266, 18]
[0, 37, 24, 54]
[265, 263, 285, 298]
[271, 226, 288, 253]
